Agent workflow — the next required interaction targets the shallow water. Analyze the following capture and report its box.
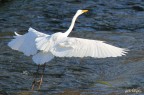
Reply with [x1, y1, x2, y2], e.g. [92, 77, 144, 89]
[0, 0, 144, 95]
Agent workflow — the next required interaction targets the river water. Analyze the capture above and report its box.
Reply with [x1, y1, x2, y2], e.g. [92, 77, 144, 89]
[0, 0, 144, 95]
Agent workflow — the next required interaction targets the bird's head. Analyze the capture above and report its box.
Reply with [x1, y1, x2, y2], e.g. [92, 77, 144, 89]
[76, 10, 88, 16]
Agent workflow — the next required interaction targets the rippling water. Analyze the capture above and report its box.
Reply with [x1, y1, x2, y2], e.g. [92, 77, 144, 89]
[0, 0, 144, 95]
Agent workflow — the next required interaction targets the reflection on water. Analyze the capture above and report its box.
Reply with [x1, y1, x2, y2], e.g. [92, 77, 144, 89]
[0, 0, 144, 95]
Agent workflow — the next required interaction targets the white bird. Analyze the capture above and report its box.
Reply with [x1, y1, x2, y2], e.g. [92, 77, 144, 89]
[8, 10, 128, 90]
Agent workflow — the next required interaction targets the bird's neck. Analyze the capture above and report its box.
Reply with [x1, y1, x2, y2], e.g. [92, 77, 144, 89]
[65, 14, 79, 36]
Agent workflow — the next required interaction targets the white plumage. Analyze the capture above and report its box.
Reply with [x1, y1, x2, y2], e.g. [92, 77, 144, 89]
[8, 10, 128, 65]
[50, 37, 127, 58]
[8, 27, 47, 56]
[32, 52, 54, 65]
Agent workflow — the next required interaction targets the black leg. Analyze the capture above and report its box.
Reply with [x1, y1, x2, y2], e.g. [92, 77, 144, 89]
[38, 63, 46, 90]
[31, 64, 46, 90]
[31, 64, 40, 90]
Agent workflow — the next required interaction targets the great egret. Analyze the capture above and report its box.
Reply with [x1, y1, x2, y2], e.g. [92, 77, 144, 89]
[8, 10, 128, 90]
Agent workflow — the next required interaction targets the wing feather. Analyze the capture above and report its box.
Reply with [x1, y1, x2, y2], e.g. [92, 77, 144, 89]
[13, 32, 21, 38]
[35, 36, 51, 52]
[8, 27, 48, 56]
[51, 37, 128, 58]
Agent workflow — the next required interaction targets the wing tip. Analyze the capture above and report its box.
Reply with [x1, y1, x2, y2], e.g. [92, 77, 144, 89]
[14, 32, 21, 36]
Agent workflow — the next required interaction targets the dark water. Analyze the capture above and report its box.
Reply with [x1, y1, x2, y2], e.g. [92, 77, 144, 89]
[0, 0, 144, 95]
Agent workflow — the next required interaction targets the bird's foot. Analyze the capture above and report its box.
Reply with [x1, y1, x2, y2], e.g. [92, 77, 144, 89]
[31, 78, 43, 90]
[31, 64, 46, 91]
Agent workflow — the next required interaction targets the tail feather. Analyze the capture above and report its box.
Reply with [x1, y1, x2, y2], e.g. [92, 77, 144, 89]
[32, 52, 54, 65]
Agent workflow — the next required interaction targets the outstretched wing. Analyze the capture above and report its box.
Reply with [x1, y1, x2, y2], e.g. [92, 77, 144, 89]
[8, 27, 49, 56]
[51, 37, 128, 58]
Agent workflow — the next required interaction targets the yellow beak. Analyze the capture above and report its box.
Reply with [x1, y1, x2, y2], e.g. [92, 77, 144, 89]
[82, 10, 88, 13]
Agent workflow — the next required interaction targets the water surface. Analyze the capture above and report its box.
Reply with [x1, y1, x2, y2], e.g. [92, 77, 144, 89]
[0, 0, 144, 95]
